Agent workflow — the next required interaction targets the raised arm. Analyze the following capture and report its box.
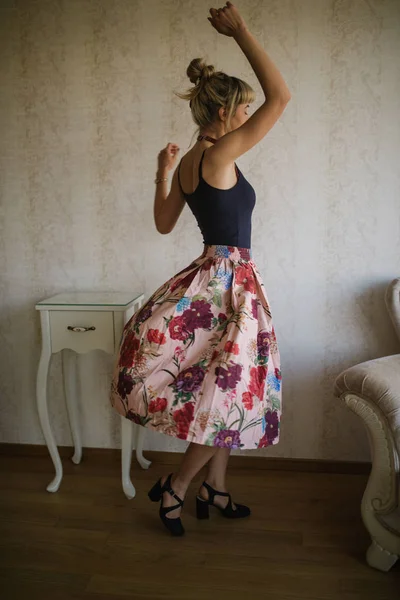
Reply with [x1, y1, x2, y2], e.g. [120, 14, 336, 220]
[208, 2, 291, 164]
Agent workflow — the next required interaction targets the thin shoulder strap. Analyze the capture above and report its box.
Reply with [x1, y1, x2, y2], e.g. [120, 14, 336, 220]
[177, 158, 184, 194]
[198, 147, 240, 181]
[198, 148, 207, 181]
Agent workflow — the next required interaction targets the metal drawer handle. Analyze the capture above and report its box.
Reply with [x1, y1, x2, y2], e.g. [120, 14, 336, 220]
[67, 326, 96, 333]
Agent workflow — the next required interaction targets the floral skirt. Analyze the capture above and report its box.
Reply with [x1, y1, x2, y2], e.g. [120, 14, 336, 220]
[110, 244, 282, 450]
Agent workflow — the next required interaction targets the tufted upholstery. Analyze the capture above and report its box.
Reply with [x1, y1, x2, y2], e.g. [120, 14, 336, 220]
[385, 277, 400, 343]
[334, 277, 400, 572]
[334, 354, 400, 457]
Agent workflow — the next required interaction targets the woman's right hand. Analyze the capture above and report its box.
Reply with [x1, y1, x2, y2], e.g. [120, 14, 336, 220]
[208, 2, 248, 38]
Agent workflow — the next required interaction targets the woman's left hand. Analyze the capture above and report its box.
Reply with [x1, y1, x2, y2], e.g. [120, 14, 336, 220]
[158, 142, 180, 171]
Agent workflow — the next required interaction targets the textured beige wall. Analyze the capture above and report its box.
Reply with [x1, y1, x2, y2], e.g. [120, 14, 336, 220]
[1, 0, 399, 460]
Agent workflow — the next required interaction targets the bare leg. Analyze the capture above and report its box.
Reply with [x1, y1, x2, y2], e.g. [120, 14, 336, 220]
[160, 442, 218, 518]
[198, 447, 236, 509]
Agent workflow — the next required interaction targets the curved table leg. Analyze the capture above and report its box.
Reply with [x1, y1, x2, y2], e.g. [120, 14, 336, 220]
[135, 425, 151, 470]
[36, 311, 62, 492]
[62, 349, 82, 465]
[121, 415, 136, 499]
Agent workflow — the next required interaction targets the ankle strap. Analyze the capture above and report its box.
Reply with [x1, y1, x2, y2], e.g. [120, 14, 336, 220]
[163, 502, 183, 515]
[202, 480, 230, 503]
[164, 473, 184, 505]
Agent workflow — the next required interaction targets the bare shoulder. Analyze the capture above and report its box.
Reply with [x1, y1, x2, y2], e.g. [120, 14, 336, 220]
[208, 97, 291, 166]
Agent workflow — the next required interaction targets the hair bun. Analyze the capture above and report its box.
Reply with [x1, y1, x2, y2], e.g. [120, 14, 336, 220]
[187, 58, 215, 85]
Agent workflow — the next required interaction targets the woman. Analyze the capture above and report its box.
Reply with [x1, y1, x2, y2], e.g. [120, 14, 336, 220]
[110, 2, 291, 536]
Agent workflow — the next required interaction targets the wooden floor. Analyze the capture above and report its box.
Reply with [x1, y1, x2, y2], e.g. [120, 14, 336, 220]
[0, 450, 399, 600]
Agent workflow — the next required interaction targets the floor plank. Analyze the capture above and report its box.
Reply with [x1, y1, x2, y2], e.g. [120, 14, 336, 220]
[0, 454, 398, 600]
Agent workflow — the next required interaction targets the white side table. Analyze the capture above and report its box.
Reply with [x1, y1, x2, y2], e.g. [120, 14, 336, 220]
[35, 292, 151, 499]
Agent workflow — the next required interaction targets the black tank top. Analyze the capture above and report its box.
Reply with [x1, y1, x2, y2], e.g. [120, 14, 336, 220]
[177, 148, 256, 249]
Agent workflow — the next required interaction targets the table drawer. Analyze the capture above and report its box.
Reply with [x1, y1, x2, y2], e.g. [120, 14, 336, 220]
[50, 310, 115, 354]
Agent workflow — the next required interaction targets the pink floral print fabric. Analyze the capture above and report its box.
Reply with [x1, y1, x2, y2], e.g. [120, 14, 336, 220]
[110, 244, 282, 449]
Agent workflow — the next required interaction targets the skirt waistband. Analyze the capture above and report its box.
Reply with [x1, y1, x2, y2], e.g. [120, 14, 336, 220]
[200, 244, 252, 262]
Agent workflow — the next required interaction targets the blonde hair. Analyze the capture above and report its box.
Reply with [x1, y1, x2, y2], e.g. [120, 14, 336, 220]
[174, 57, 255, 145]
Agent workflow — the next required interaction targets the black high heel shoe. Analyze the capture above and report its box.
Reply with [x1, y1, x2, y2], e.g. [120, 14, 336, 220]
[148, 472, 185, 536]
[196, 480, 251, 520]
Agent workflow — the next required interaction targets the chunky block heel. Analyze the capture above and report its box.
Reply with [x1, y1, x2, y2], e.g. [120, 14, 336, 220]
[147, 478, 163, 502]
[196, 495, 210, 519]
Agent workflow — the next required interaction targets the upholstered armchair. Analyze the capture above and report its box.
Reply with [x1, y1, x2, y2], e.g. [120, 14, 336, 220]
[334, 277, 400, 572]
